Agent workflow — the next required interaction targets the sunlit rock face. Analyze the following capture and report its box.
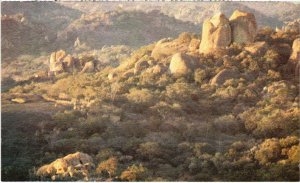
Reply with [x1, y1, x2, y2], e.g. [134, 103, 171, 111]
[290, 38, 300, 61]
[169, 52, 195, 76]
[199, 13, 231, 55]
[36, 152, 94, 180]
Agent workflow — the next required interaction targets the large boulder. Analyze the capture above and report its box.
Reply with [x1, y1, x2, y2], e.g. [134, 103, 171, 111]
[49, 50, 66, 74]
[229, 10, 257, 44]
[210, 68, 240, 86]
[199, 13, 231, 55]
[290, 38, 300, 61]
[286, 38, 300, 76]
[169, 53, 195, 76]
[36, 152, 94, 179]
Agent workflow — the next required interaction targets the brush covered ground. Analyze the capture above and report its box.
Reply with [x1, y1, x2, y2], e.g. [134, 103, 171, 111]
[1, 2, 300, 182]
[2, 30, 300, 181]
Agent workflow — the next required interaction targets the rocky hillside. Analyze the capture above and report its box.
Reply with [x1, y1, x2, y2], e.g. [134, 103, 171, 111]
[2, 9, 299, 181]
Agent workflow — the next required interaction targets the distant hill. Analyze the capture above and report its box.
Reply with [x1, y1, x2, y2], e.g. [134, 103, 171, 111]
[1, 2, 82, 59]
[1, 14, 48, 59]
[56, 10, 200, 51]
[60, 1, 300, 27]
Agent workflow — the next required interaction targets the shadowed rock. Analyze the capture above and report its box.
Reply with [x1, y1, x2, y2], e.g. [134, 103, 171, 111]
[229, 10, 257, 44]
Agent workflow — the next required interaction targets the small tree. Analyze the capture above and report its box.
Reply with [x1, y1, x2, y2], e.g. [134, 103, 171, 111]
[96, 157, 118, 178]
[120, 164, 146, 181]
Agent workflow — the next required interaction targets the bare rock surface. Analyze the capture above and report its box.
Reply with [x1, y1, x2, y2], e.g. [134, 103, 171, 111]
[199, 13, 231, 55]
[229, 10, 257, 44]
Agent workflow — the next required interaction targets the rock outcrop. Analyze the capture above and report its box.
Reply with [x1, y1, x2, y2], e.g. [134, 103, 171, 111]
[290, 38, 300, 61]
[36, 152, 94, 180]
[169, 53, 195, 76]
[151, 33, 191, 60]
[49, 51, 97, 75]
[286, 38, 300, 76]
[199, 13, 231, 55]
[210, 69, 240, 86]
[49, 50, 66, 75]
[229, 10, 257, 44]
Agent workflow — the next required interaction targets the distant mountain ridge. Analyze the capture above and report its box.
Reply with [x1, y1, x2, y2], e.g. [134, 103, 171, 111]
[56, 10, 200, 50]
[60, 1, 300, 27]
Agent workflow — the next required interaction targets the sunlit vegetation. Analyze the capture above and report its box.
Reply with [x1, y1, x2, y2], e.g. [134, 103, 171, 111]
[2, 4, 300, 181]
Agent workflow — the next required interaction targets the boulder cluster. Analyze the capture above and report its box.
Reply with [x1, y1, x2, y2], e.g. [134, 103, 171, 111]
[199, 10, 257, 54]
[107, 10, 300, 83]
[48, 50, 95, 76]
[36, 152, 94, 180]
